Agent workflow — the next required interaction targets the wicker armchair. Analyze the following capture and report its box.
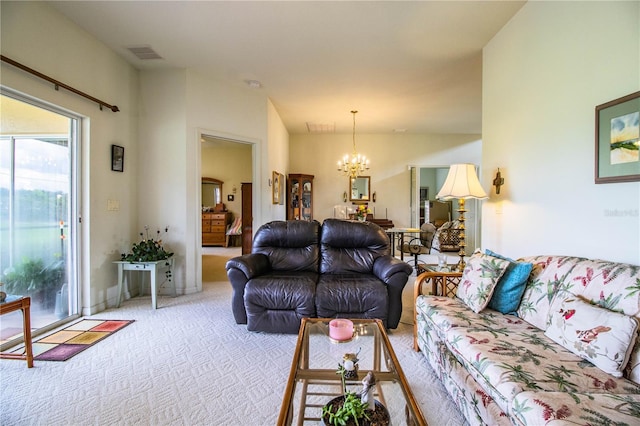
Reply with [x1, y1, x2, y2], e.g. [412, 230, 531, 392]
[432, 220, 462, 252]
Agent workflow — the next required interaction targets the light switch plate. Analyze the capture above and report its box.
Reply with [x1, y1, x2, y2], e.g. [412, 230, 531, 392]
[107, 199, 120, 211]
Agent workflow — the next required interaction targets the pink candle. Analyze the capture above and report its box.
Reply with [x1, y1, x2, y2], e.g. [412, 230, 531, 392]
[329, 319, 354, 341]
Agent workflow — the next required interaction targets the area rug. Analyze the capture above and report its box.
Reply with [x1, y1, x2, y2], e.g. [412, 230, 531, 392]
[33, 319, 134, 361]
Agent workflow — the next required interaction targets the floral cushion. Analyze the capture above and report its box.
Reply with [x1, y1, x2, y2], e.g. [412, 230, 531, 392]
[513, 391, 640, 426]
[545, 295, 638, 377]
[456, 251, 509, 313]
[516, 256, 586, 330]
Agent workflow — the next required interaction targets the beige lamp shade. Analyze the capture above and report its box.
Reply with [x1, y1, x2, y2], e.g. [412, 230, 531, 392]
[436, 164, 488, 200]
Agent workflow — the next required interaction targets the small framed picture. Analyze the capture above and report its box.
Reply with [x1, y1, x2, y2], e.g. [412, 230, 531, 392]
[227, 195, 234, 202]
[278, 173, 285, 205]
[111, 145, 124, 172]
[595, 91, 640, 183]
[272, 171, 281, 204]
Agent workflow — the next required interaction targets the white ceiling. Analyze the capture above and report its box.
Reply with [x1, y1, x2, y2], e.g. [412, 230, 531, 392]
[50, 1, 525, 135]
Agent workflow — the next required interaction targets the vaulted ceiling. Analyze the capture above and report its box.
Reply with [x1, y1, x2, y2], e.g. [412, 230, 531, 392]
[50, 1, 525, 134]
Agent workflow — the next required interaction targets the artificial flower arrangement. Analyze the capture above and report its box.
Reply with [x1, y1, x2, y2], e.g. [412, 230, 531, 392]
[355, 204, 371, 220]
[121, 226, 173, 262]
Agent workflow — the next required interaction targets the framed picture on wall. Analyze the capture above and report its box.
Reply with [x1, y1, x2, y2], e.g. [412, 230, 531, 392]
[278, 173, 285, 205]
[111, 145, 124, 172]
[595, 91, 640, 183]
[272, 171, 280, 204]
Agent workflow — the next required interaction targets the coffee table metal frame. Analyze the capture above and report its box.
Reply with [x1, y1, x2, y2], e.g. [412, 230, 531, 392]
[277, 318, 426, 425]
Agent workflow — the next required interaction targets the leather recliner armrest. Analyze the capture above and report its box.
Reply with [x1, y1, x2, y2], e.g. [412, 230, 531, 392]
[373, 256, 413, 283]
[225, 253, 271, 279]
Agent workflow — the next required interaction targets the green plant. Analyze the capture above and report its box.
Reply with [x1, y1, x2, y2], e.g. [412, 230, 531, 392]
[2, 257, 65, 301]
[322, 392, 370, 426]
[121, 226, 173, 262]
[322, 358, 370, 426]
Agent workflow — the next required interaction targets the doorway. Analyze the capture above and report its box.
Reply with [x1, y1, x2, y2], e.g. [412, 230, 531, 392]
[199, 135, 253, 281]
[410, 165, 481, 255]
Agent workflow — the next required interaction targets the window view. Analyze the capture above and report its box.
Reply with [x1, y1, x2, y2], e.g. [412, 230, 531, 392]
[0, 93, 78, 347]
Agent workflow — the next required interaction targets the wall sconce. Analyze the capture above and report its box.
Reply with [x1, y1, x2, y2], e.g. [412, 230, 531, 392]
[372, 192, 377, 202]
[232, 185, 237, 194]
[343, 191, 348, 203]
[493, 168, 505, 194]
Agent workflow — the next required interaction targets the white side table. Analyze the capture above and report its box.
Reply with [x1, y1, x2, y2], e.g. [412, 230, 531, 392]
[114, 258, 175, 309]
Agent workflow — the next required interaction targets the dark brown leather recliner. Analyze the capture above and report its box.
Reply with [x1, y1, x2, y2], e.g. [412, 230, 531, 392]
[225, 219, 412, 334]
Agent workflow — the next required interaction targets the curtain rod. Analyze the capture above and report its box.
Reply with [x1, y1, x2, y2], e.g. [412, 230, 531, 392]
[1, 55, 119, 112]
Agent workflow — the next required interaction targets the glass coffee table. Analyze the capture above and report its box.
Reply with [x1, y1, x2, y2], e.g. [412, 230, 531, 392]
[277, 318, 426, 425]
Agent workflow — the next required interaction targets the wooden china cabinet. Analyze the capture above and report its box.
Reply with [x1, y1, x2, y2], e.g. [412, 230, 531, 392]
[287, 174, 314, 221]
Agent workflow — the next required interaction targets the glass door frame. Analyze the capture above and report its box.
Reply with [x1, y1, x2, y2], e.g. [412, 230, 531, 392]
[0, 87, 81, 348]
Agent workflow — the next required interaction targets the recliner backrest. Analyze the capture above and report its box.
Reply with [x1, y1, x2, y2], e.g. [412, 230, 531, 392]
[319, 218, 389, 274]
[252, 220, 320, 272]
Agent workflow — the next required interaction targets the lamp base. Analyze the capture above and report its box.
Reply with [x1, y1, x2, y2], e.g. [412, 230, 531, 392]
[456, 198, 467, 272]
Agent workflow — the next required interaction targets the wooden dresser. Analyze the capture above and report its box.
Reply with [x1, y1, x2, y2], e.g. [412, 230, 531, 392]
[202, 212, 231, 247]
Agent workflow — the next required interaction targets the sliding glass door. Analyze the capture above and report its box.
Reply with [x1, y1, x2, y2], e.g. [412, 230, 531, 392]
[0, 92, 79, 347]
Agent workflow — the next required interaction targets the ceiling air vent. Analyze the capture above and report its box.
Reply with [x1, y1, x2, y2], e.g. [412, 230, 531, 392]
[306, 122, 335, 133]
[126, 46, 163, 60]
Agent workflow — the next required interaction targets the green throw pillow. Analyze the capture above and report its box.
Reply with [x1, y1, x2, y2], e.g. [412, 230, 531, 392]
[485, 249, 533, 315]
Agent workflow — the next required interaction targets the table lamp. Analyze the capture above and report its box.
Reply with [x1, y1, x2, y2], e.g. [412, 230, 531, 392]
[436, 164, 488, 272]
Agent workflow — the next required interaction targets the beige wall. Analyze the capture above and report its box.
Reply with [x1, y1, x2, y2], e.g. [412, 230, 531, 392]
[483, 1, 640, 264]
[289, 133, 481, 228]
[0, 96, 69, 134]
[267, 99, 290, 221]
[1, 1, 140, 314]
[201, 142, 252, 219]
[1, 2, 289, 311]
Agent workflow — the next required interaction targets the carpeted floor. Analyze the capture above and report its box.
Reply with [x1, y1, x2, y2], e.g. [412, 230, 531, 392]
[0, 247, 466, 426]
[202, 254, 233, 282]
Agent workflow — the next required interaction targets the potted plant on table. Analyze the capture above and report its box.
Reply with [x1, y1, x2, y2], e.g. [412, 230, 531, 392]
[121, 226, 173, 263]
[321, 354, 390, 426]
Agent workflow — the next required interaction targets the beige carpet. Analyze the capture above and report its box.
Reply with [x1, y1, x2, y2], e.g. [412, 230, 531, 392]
[202, 255, 233, 282]
[0, 249, 466, 426]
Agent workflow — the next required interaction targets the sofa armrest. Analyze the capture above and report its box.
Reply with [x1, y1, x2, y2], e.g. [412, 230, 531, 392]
[373, 256, 413, 329]
[225, 253, 270, 324]
[225, 253, 270, 279]
[413, 270, 462, 351]
[373, 255, 413, 283]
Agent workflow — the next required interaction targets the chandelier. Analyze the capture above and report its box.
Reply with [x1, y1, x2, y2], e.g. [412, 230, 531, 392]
[337, 110, 370, 179]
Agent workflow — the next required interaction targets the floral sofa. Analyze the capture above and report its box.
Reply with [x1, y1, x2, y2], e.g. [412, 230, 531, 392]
[415, 251, 640, 425]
